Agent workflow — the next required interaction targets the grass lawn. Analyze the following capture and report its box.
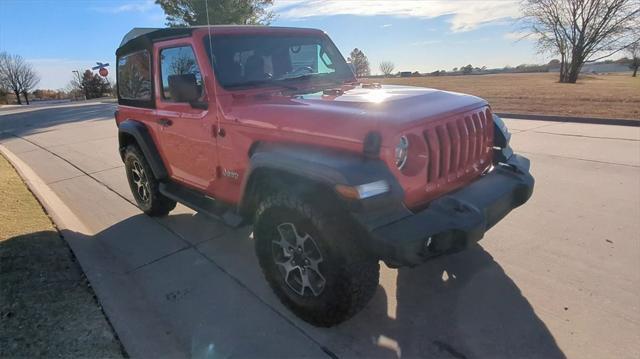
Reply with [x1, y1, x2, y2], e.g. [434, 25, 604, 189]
[0, 153, 125, 358]
[376, 72, 639, 120]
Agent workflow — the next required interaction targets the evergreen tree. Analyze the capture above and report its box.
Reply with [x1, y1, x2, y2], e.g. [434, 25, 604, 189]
[348, 48, 371, 78]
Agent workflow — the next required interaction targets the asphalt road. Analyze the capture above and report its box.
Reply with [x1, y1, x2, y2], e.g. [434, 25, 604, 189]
[1, 103, 639, 359]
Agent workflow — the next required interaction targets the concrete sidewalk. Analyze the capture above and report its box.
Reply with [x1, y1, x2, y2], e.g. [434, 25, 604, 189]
[1, 104, 639, 358]
[1, 135, 327, 357]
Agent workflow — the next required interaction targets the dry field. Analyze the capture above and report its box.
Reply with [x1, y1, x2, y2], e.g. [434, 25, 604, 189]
[0, 154, 124, 358]
[376, 72, 639, 120]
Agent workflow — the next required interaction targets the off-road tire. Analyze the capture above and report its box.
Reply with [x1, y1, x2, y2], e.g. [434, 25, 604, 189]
[123, 145, 176, 216]
[254, 192, 379, 327]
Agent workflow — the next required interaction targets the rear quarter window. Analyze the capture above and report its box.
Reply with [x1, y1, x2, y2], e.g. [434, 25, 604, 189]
[117, 50, 152, 100]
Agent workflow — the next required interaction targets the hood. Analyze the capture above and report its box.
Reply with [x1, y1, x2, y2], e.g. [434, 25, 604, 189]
[296, 84, 486, 126]
[226, 84, 488, 149]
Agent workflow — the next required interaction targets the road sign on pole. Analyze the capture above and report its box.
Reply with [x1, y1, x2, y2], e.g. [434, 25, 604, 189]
[92, 62, 110, 77]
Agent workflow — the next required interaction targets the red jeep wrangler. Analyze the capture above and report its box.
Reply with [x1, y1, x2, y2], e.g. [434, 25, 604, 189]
[115, 26, 534, 326]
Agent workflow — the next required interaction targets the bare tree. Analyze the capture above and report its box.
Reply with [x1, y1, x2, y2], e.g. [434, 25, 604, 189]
[522, 0, 640, 83]
[17, 62, 39, 105]
[0, 52, 24, 104]
[0, 52, 40, 105]
[68, 70, 85, 98]
[379, 61, 395, 77]
[628, 42, 640, 76]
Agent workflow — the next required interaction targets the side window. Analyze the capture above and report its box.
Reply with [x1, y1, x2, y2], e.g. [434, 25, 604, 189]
[117, 50, 151, 100]
[318, 48, 334, 73]
[160, 46, 203, 101]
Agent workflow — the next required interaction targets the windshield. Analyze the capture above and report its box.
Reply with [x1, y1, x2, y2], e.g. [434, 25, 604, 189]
[204, 34, 353, 89]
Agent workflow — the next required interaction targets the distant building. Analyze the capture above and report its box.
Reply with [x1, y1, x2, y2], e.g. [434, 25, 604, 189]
[548, 62, 629, 73]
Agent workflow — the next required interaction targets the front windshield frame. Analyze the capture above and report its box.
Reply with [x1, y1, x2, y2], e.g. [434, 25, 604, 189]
[203, 33, 354, 90]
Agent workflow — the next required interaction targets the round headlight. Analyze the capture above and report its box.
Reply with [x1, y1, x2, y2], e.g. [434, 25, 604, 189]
[395, 136, 409, 170]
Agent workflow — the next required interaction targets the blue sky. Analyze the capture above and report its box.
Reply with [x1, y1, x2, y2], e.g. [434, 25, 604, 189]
[0, 0, 545, 89]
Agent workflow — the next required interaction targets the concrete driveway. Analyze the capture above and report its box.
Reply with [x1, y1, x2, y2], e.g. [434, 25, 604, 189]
[1, 103, 638, 358]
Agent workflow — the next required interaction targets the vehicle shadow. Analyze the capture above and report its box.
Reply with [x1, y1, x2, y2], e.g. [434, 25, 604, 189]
[159, 213, 567, 358]
[59, 211, 565, 358]
[361, 245, 566, 358]
[161, 212, 565, 358]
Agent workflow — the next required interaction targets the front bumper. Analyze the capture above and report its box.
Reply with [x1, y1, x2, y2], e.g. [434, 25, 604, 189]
[369, 154, 534, 267]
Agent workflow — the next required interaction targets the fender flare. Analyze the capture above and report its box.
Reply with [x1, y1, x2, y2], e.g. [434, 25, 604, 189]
[240, 143, 410, 228]
[117, 119, 168, 180]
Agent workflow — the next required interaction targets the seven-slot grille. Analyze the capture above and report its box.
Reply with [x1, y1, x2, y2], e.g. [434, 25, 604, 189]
[423, 108, 493, 185]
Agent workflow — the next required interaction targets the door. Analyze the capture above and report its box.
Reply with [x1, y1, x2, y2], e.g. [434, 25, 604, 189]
[155, 43, 217, 191]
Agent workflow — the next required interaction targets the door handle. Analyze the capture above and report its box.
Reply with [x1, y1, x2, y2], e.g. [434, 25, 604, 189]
[158, 118, 173, 127]
[211, 125, 225, 138]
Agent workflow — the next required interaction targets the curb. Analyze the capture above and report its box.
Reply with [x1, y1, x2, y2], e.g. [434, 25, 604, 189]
[0, 143, 176, 358]
[0, 144, 90, 234]
[496, 113, 640, 127]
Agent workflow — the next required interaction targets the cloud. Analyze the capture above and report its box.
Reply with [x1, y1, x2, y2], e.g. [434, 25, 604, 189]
[92, 0, 156, 14]
[273, 0, 521, 32]
[381, 24, 393, 28]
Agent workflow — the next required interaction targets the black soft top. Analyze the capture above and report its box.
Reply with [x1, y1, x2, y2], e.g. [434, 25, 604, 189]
[116, 27, 194, 57]
[116, 25, 325, 56]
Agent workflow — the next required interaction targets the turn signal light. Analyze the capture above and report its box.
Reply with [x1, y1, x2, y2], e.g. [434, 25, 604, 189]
[335, 180, 390, 200]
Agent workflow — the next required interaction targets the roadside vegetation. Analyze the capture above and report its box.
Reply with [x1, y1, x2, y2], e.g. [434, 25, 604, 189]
[377, 72, 639, 120]
[0, 153, 124, 358]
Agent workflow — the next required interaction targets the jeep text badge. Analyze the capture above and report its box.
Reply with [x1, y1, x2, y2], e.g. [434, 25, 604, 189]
[222, 168, 239, 180]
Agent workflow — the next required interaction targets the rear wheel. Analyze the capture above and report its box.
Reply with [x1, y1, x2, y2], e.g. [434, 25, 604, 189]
[254, 193, 379, 327]
[124, 145, 176, 216]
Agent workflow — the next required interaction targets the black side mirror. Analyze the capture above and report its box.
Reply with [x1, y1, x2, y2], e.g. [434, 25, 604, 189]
[168, 74, 207, 109]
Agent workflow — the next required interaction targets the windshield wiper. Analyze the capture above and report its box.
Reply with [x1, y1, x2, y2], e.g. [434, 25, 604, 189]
[226, 79, 299, 91]
[278, 72, 338, 82]
[276, 73, 318, 81]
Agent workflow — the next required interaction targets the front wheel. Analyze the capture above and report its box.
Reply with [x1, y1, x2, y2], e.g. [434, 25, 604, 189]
[254, 193, 379, 327]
